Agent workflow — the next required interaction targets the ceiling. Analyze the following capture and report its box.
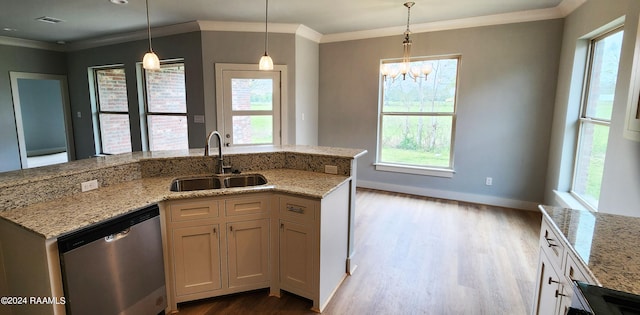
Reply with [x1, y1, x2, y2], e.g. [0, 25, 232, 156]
[1, 0, 569, 44]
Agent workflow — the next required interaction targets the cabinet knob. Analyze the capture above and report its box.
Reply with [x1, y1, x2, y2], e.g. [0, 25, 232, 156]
[213, 227, 217, 234]
[280, 223, 284, 229]
[230, 225, 233, 232]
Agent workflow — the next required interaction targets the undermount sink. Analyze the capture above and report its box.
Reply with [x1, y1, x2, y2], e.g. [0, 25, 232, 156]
[170, 174, 267, 192]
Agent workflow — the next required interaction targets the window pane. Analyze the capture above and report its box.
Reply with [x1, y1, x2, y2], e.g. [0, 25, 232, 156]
[380, 115, 453, 168]
[573, 123, 609, 208]
[584, 30, 623, 121]
[232, 115, 272, 144]
[146, 63, 186, 113]
[147, 115, 188, 151]
[96, 68, 128, 112]
[99, 113, 131, 154]
[382, 59, 457, 113]
[231, 79, 273, 111]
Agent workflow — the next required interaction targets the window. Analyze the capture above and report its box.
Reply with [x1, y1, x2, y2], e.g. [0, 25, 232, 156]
[93, 67, 132, 155]
[376, 56, 459, 177]
[215, 64, 283, 147]
[143, 62, 189, 151]
[572, 27, 623, 210]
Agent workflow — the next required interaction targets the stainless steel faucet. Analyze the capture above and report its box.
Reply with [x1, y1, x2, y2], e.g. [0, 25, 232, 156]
[205, 130, 225, 174]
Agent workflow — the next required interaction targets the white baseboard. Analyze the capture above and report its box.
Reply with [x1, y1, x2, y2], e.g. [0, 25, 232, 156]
[357, 180, 539, 211]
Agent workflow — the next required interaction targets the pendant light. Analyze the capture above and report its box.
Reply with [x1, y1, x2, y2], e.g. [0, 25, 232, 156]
[259, 0, 274, 70]
[142, 0, 160, 70]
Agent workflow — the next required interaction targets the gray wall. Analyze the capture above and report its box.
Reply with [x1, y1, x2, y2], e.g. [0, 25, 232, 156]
[318, 20, 564, 208]
[66, 32, 204, 159]
[0, 45, 67, 172]
[545, 0, 640, 216]
[17, 79, 67, 155]
[295, 35, 319, 145]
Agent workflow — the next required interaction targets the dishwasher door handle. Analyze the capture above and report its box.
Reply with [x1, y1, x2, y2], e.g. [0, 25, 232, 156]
[104, 228, 131, 242]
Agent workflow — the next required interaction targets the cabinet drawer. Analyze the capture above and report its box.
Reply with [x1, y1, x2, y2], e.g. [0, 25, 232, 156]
[225, 194, 270, 216]
[169, 198, 220, 222]
[564, 252, 592, 283]
[279, 195, 316, 223]
[540, 218, 565, 267]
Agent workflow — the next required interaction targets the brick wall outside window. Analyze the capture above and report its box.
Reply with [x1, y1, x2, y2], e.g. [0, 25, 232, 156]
[145, 63, 188, 151]
[96, 68, 132, 154]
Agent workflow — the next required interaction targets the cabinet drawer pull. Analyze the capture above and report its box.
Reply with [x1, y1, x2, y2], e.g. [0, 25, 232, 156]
[555, 290, 568, 298]
[287, 205, 305, 214]
[548, 277, 560, 285]
[545, 237, 558, 247]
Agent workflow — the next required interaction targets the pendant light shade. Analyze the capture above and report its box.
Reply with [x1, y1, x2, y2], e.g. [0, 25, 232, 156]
[143, 0, 160, 70]
[259, 54, 274, 71]
[259, 0, 274, 70]
[143, 51, 160, 70]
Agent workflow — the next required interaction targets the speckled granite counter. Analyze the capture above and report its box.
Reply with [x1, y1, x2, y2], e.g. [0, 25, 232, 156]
[539, 205, 640, 296]
[0, 169, 350, 239]
[0, 145, 367, 239]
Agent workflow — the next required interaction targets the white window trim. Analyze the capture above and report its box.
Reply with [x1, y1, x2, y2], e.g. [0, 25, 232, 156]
[213, 63, 289, 145]
[374, 162, 455, 178]
[375, 55, 460, 177]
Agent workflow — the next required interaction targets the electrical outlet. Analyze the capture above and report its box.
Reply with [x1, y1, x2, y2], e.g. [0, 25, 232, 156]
[81, 179, 99, 192]
[324, 165, 338, 175]
[485, 177, 493, 186]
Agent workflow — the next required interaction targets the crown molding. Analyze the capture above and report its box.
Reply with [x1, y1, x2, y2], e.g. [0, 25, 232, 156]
[321, 2, 579, 43]
[66, 21, 201, 51]
[0, 35, 65, 52]
[557, 0, 587, 16]
[1, 0, 586, 51]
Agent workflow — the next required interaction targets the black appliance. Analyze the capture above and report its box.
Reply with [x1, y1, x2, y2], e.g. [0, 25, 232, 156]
[568, 281, 640, 315]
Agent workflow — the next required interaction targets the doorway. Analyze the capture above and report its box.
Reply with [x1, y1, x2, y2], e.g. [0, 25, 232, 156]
[9, 72, 74, 168]
[215, 64, 287, 146]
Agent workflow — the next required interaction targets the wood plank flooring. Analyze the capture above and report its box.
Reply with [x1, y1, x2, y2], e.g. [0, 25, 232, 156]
[175, 188, 542, 314]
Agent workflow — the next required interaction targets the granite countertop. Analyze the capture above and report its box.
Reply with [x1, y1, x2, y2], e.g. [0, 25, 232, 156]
[539, 205, 640, 295]
[0, 145, 366, 188]
[0, 169, 350, 240]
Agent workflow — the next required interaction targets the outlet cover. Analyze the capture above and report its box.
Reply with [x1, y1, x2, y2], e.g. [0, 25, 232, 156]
[81, 179, 99, 192]
[324, 165, 338, 175]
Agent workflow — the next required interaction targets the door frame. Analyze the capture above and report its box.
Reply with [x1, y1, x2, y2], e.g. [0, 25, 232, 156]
[9, 72, 75, 168]
[214, 63, 288, 146]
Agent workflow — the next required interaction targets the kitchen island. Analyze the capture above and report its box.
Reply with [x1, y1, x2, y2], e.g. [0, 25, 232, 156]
[532, 205, 640, 314]
[0, 145, 366, 315]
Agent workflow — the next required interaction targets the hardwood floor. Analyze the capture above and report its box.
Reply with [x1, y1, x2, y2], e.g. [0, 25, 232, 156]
[175, 188, 542, 314]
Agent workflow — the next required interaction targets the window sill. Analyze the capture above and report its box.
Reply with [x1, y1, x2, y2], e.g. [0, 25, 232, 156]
[374, 163, 455, 178]
[553, 190, 594, 212]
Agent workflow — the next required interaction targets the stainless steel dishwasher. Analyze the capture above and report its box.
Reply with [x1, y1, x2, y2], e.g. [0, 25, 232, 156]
[58, 204, 167, 315]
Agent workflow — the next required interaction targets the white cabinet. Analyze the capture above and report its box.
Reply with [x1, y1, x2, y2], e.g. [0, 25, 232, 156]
[531, 217, 596, 315]
[274, 182, 350, 313]
[226, 219, 269, 288]
[278, 195, 316, 296]
[164, 194, 271, 312]
[163, 183, 351, 313]
[172, 224, 222, 296]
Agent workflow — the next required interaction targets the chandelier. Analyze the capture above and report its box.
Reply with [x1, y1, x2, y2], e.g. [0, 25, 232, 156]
[380, 2, 433, 81]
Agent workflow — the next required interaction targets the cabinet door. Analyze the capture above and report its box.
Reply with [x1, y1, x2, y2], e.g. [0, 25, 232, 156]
[227, 219, 270, 288]
[533, 249, 562, 315]
[279, 220, 314, 294]
[173, 224, 222, 296]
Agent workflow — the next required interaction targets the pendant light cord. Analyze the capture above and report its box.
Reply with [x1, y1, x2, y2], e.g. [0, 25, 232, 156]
[146, 0, 153, 52]
[264, 0, 269, 55]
